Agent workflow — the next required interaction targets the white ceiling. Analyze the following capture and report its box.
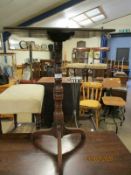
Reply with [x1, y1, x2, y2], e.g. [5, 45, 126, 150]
[0, 0, 131, 31]
[32, 0, 131, 28]
[0, 0, 66, 31]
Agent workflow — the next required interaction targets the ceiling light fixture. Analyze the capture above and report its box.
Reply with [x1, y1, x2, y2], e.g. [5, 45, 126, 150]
[73, 14, 87, 22]
[92, 14, 105, 22]
[79, 19, 93, 26]
[86, 8, 100, 17]
[70, 6, 106, 27]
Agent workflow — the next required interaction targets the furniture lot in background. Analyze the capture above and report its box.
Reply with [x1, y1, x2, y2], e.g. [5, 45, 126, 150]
[106, 56, 129, 72]
[72, 47, 109, 63]
[80, 82, 103, 129]
[21, 60, 54, 80]
[0, 84, 44, 134]
[40, 59, 54, 77]
[105, 60, 129, 81]
[65, 63, 107, 81]
[102, 78, 126, 133]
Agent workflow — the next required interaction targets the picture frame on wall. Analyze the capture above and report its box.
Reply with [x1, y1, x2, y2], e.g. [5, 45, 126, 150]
[116, 48, 129, 63]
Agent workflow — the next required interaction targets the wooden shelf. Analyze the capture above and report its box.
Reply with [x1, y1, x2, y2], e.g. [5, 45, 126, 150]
[0, 52, 15, 55]
[8, 49, 49, 52]
[73, 47, 110, 52]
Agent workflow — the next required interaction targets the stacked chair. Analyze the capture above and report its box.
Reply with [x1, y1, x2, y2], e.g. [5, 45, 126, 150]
[102, 78, 126, 133]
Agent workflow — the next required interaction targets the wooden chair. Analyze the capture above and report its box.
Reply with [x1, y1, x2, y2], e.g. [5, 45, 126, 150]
[80, 82, 102, 129]
[102, 78, 126, 133]
[102, 78, 121, 89]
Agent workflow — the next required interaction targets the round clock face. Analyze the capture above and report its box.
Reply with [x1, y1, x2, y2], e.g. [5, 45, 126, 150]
[19, 40, 28, 49]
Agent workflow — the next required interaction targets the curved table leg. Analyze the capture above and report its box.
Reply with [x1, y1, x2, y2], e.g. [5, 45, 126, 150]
[32, 123, 86, 175]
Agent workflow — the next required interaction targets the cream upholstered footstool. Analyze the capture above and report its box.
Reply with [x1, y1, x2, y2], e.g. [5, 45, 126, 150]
[0, 84, 44, 134]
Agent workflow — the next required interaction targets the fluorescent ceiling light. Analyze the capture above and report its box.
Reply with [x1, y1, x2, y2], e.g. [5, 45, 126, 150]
[86, 8, 100, 17]
[92, 14, 105, 22]
[70, 7, 106, 27]
[79, 19, 93, 26]
[73, 14, 87, 22]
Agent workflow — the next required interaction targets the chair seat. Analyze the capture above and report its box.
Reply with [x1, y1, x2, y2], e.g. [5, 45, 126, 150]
[80, 99, 101, 109]
[102, 96, 126, 107]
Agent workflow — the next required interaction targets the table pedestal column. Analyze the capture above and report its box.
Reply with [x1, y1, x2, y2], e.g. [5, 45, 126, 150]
[33, 32, 85, 174]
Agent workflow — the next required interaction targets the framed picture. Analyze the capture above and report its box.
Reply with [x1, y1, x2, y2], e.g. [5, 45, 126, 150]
[76, 40, 86, 61]
[116, 48, 129, 63]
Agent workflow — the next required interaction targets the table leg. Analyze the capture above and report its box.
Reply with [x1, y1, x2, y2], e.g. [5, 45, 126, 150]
[0, 117, 2, 134]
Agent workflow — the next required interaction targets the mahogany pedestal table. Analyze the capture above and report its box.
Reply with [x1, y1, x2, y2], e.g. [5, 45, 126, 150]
[33, 30, 85, 174]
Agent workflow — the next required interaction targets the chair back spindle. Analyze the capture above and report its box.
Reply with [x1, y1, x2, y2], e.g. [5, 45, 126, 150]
[81, 82, 102, 101]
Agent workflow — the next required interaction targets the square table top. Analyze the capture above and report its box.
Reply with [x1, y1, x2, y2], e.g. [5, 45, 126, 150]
[37, 77, 71, 84]
[0, 131, 131, 175]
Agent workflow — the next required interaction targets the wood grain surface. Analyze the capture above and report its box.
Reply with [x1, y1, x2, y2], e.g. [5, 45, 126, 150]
[0, 131, 131, 175]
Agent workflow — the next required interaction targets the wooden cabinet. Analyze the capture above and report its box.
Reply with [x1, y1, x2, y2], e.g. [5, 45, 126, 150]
[72, 47, 109, 63]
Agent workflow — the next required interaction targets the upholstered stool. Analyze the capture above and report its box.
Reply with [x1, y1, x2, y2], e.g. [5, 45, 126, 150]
[0, 84, 44, 134]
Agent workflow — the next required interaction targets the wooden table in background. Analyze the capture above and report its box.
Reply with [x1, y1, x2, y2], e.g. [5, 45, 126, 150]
[37, 77, 77, 127]
[37, 77, 72, 84]
[0, 131, 131, 175]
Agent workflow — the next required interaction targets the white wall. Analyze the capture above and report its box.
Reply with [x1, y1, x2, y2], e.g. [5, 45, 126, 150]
[6, 34, 101, 65]
[7, 35, 53, 65]
[97, 15, 131, 76]
[12, 50, 50, 65]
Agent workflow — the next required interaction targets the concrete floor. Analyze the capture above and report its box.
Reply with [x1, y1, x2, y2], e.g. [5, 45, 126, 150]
[117, 80, 131, 152]
[1, 81, 131, 152]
